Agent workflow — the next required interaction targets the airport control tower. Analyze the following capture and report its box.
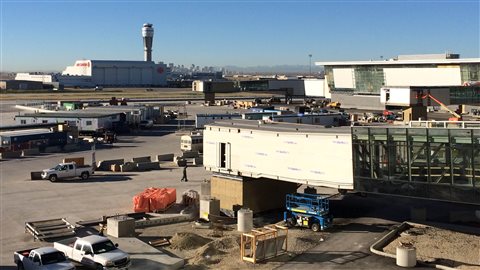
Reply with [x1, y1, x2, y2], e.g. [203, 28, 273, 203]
[142, 23, 154, 62]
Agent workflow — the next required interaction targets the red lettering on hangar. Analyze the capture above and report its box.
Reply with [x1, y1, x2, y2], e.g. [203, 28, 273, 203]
[76, 62, 90, 67]
[157, 67, 164, 74]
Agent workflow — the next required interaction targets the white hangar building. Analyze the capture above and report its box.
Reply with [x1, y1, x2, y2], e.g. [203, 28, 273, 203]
[60, 59, 167, 87]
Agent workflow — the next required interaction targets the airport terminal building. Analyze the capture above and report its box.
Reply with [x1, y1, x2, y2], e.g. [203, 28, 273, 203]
[316, 54, 480, 109]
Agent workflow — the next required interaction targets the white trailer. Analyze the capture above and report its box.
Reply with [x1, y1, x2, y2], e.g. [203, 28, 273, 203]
[203, 120, 353, 190]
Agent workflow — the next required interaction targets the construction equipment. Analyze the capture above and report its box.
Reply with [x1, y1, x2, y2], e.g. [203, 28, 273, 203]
[284, 193, 332, 232]
[417, 92, 462, 121]
[327, 101, 341, 109]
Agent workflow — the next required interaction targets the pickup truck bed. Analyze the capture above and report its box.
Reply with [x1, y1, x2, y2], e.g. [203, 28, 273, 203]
[55, 237, 77, 247]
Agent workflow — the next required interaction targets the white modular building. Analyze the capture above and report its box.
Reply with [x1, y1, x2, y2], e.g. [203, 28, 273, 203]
[203, 120, 354, 190]
[15, 112, 120, 132]
[15, 73, 55, 83]
[60, 60, 167, 87]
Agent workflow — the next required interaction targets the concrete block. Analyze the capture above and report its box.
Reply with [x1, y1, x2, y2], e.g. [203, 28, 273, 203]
[182, 151, 199, 158]
[136, 162, 161, 171]
[200, 197, 220, 221]
[97, 159, 125, 171]
[44, 146, 61, 153]
[111, 164, 121, 172]
[22, 148, 40, 156]
[155, 153, 174, 162]
[135, 214, 191, 228]
[132, 156, 151, 163]
[30, 171, 43, 180]
[120, 162, 136, 172]
[176, 159, 187, 167]
[107, 216, 135, 238]
[193, 157, 203, 166]
[0, 151, 22, 159]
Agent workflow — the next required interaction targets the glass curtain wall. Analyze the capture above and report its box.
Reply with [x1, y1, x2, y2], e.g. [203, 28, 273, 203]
[352, 127, 480, 204]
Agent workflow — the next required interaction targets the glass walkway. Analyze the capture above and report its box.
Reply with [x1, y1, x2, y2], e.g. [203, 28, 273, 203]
[352, 125, 480, 205]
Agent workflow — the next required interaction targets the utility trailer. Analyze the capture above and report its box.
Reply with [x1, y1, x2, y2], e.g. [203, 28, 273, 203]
[284, 193, 333, 232]
[25, 218, 76, 241]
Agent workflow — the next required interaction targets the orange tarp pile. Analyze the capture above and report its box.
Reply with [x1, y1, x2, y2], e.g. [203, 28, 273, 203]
[133, 187, 176, 213]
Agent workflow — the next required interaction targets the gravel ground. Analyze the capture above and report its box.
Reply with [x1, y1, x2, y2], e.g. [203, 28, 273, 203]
[137, 221, 329, 269]
[383, 225, 480, 269]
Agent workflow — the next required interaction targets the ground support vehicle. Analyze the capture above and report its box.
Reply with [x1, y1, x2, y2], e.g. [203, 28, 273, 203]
[54, 235, 130, 270]
[41, 162, 94, 182]
[284, 193, 333, 232]
[14, 247, 75, 270]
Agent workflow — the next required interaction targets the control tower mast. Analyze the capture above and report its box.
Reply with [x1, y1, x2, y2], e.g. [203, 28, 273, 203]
[142, 23, 154, 62]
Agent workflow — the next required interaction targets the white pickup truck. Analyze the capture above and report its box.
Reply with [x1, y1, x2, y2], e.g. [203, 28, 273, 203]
[14, 247, 75, 270]
[41, 162, 94, 182]
[54, 235, 131, 270]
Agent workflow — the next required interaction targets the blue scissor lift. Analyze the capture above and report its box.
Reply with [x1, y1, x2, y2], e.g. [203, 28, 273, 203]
[284, 193, 333, 232]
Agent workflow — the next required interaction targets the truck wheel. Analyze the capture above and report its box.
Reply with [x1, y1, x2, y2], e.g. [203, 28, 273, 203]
[311, 223, 320, 232]
[17, 262, 24, 270]
[49, 174, 58, 182]
[81, 172, 90, 180]
[96, 263, 104, 270]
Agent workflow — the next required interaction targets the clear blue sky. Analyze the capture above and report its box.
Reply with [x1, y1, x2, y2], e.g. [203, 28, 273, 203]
[2, 0, 479, 72]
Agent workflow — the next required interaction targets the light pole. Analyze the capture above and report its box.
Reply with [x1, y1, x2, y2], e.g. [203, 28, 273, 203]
[308, 54, 312, 76]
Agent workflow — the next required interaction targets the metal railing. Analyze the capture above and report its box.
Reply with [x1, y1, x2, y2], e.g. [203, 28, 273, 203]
[409, 120, 480, 129]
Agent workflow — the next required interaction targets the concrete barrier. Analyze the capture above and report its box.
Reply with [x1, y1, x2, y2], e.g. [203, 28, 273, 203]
[120, 162, 136, 172]
[97, 159, 125, 171]
[44, 146, 61, 153]
[155, 153, 174, 162]
[132, 156, 151, 163]
[136, 162, 161, 171]
[30, 171, 43, 180]
[135, 214, 192, 228]
[0, 151, 22, 159]
[193, 157, 203, 166]
[182, 151, 199, 158]
[22, 148, 40, 156]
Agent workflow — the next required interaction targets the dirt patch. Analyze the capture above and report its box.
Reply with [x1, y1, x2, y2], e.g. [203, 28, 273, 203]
[170, 232, 211, 250]
[140, 221, 328, 270]
[383, 225, 480, 269]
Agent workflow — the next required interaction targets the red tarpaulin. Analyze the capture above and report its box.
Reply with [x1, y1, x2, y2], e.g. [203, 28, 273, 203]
[133, 187, 176, 213]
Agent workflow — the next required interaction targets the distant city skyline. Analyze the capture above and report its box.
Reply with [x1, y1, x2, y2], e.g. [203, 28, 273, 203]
[2, 0, 479, 72]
